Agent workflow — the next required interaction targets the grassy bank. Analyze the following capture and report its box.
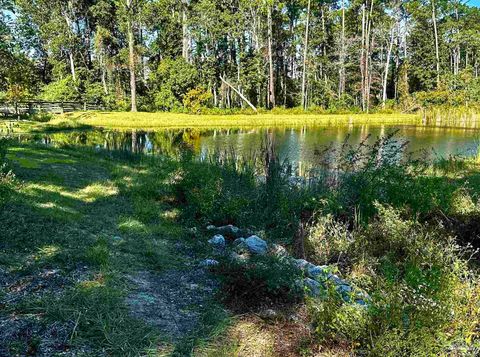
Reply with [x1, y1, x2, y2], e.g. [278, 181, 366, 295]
[1, 132, 480, 356]
[1, 111, 424, 133]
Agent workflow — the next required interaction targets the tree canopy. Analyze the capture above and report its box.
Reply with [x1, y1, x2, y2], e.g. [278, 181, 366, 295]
[1, 0, 480, 111]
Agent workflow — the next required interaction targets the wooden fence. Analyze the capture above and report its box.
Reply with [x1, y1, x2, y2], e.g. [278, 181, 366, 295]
[0, 101, 105, 116]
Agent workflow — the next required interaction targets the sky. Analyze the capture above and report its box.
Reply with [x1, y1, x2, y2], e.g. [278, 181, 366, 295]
[469, 0, 480, 7]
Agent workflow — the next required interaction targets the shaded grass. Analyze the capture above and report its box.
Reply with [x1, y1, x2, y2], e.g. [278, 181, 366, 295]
[0, 142, 228, 356]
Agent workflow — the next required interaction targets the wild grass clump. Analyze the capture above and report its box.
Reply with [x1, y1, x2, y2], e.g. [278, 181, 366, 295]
[307, 205, 480, 356]
[0, 137, 15, 205]
[175, 153, 320, 242]
[215, 254, 304, 307]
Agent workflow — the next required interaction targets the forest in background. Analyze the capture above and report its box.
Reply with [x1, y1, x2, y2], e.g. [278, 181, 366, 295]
[1, 0, 480, 113]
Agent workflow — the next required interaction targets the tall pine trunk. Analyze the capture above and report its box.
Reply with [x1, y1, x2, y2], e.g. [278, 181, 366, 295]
[301, 0, 311, 110]
[267, 6, 276, 108]
[432, 0, 440, 88]
[382, 26, 395, 107]
[339, 0, 346, 97]
[127, 0, 137, 112]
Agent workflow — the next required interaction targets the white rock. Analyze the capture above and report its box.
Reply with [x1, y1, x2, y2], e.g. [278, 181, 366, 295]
[328, 274, 347, 286]
[270, 244, 289, 258]
[199, 259, 219, 267]
[208, 235, 226, 249]
[293, 259, 315, 272]
[304, 278, 323, 297]
[245, 235, 268, 255]
[307, 265, 330, 281]
[206, 225, 216, 231]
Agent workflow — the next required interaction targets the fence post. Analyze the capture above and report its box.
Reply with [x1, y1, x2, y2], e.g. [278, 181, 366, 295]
[84, 102, 87, 111]
[61, 102, 64, 114]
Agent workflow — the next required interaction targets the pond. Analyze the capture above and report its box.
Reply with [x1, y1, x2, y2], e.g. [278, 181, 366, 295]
[10, 123, 480, 175]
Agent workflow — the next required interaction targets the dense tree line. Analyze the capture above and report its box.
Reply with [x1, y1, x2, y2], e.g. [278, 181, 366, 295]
[1, 0, 480, 112]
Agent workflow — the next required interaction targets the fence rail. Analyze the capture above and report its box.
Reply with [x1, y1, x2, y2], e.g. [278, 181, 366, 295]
[0, 101, 104, 116]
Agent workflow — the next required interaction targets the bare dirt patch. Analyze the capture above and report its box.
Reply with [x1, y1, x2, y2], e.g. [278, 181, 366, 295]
[125, 269, 218, 341]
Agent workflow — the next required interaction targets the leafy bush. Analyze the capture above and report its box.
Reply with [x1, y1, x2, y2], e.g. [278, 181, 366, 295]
[414, 90, 468, 107]
[307, 205, 480, 356]
[150, 57, 198, 111]
[40, 76, 80, 102]
[154, 87, 181, 112]
[183, 86, 213, 113]
[175, 158, 257, 226]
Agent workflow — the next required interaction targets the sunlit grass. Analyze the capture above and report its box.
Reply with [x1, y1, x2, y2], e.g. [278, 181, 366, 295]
[71, 111, 423, 130]
[76, 182, 118, 203]
[34, 245, 61, 261]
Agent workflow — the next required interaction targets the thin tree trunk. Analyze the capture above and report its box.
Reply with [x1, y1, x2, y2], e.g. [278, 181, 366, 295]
[339, 0, 346, 97]
[101, 54, 108, 95]
[63, 4, 76, 81]
[127, 0, 137, 112]
[301, 0, 311, 110]
[68, 52, 76, 82]
[432, 0, 441, 87]
[267, 6, 276, 108]
[182, 0, 189, 62]
[382, 26, 395, 107]
[220, 76, 258, 112]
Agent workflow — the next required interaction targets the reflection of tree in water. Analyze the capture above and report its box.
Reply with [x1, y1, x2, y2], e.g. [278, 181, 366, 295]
[42, 129, 204, 157]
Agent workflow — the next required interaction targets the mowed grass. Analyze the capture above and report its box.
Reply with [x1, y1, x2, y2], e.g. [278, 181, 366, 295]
[0, 143, 222, 356]
[24, 111, 423, 131]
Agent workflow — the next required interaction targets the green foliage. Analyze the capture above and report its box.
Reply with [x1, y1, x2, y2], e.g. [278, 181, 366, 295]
[40, 76, 80, 102]
[307, 205, 480, 356]
[154, 86, 181, 111]
[0, 137, 15, 206]
[150, 58, 199, 111]
[176, 158, 256, 226]
[175, 155, 319, 242]
[183, 86, 213, 113]
[216, 254, 303, 304]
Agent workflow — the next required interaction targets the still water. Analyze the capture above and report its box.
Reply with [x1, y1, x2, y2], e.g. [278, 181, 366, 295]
[14, 124, 480, 171]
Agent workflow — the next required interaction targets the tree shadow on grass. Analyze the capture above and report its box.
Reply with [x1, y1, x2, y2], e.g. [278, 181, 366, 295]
[1, 142, 232, 356]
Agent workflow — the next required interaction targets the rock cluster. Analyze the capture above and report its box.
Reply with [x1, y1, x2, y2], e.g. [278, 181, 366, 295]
[202, 224, 370, 306]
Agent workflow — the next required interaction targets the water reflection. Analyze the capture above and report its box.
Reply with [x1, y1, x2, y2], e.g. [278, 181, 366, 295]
[10, 124, 480, 175]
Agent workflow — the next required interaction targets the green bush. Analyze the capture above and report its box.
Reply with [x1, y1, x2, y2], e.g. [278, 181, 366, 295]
[39, 76, 80, 102]
[150, 57, 198, 111]
[307, 205, 480, 356]
[175, 158, 256, 226]
[183, 86, 213, 113]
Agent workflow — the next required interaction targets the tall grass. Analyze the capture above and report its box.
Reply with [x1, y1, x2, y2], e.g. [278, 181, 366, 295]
[174, 132, 480, 355]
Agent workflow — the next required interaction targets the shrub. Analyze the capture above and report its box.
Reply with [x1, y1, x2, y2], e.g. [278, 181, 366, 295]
[39, 76, 80, 102]
[154, 87, 181, 112]
[175, 158, 256, 226]
[307, 205, 480, 356]
[183, 86, 213, 113]
[150, 57, 198, 111]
